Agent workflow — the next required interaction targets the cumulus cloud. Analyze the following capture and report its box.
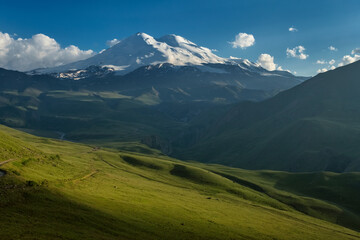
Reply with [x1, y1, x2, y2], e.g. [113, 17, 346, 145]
[286, 45, 308, 60]
[316, 48, 360, 74]
[337, 54, 360, 67]
[289, 27, 298, 32]
[315, 60, 335, 73]
[257, 53, 280, 71]
[328, 46, 337, 51]
[106, 38, 120, 47]
[256, 53, 293, 73]
[230, 33, 255, 49]
[316, 60, 326, 64]
[317, 68, 328, 73]
[0, 32, 94, 71]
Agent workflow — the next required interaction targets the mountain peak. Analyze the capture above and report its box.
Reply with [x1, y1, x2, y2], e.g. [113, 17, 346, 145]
[35, 33, 228, 75]
[119, 32, 157, 46]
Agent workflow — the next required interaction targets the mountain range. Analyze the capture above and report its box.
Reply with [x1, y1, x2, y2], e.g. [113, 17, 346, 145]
[0, 32, 359, 174]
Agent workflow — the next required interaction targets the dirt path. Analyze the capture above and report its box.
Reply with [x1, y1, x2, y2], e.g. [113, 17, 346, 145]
[0, 159, 16, 177]
[73, 170, 99, 183]
[0, 159, 16, 166]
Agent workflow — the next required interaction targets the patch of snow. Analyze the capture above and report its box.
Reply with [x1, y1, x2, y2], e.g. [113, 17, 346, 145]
[101, 65, 130, 71]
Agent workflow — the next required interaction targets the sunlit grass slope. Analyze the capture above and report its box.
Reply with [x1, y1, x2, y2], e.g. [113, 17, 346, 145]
[0, 124, 359, 240]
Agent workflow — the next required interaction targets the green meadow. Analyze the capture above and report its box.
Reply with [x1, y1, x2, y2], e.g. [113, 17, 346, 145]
[0, 124, 359, 240]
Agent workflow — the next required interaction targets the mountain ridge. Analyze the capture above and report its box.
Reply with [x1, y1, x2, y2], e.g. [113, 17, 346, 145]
[174, 60, 360, 172]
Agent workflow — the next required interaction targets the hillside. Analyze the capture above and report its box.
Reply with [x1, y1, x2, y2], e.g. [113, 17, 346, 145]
[0, 63, 304, 146]
[0, 124, 360, 239]
[176, 60, 360, 172]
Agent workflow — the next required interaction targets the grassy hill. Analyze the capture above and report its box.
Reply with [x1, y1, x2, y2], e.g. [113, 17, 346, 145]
[0, 124, 359, 239]
[177, 60, 360, 172]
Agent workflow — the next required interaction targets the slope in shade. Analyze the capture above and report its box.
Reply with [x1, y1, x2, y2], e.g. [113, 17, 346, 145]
[175, 60, 360, 172]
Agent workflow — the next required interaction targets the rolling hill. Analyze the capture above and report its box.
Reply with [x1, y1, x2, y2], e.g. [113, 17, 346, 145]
[0, 124, 360, 239]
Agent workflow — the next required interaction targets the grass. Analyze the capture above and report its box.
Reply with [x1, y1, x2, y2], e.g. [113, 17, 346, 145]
[0, 124, 360, 239]
[196, 163, 360, 230]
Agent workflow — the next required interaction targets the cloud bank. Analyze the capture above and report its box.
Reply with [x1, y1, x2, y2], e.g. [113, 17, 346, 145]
[0, 32, 95, 71]
[338, 54, 360, 67]
[230, 33, 255, 49]
[317, 48, 359, 73]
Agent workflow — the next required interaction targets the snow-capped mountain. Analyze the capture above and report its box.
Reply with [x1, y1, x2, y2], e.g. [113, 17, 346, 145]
[33, 32, 228, 76]
[27, 32, 307, 103]
[31, 32, 291, 78]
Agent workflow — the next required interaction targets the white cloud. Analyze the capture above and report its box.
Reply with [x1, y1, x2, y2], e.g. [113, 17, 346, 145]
[211, 49, 218, 52]
[328, 46, 337, 51]
[338, 54, 360, 67]
[316, 48, 360, 74]
[317, 68, 328, 73]
[0, 32, 94, 71]
[289, 27, 298, 32]
[106, 38, 120, 47]
[230, 33, 255, 49]
[286, 45, 308, 60]
[256, 53, 291, 73]
[316, 59, 335, 65]
[328, 59, 335, 65]
[351, 48, 360, 55]
[316, 60, 326, 64]
[257, 53, 280, 71]
[317, 64, 336, 74]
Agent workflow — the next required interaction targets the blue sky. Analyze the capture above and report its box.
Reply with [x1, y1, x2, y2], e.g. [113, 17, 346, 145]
[0, 0, 359, 75]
